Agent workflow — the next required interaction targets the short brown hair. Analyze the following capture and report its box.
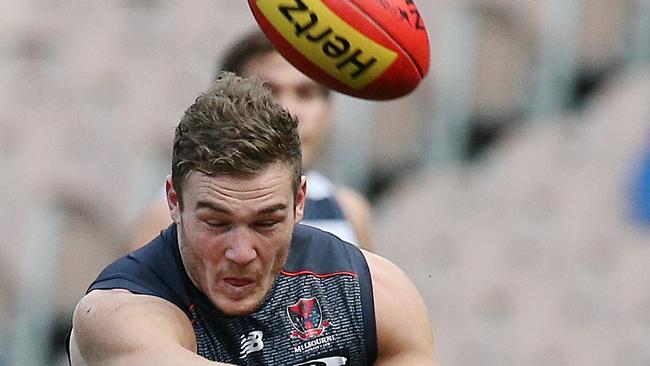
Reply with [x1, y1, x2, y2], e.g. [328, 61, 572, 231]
[171, 72, 302, 206]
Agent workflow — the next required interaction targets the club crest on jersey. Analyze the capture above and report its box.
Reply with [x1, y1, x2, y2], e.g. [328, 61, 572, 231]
[287, 297, 330, 340]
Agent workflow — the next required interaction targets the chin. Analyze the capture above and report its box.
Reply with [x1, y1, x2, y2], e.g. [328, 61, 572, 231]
[216, 298, 263, 317]
[210, 276, 278, 316]
[209, 287, 267, 317]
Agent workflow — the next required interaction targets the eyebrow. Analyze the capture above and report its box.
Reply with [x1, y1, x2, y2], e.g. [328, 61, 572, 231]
[257, 203, 288, 215]
[195, 201, 288, 215]
[195, 201, 230, 213]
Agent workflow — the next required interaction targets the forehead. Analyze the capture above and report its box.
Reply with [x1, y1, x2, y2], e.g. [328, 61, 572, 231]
[181, 162, 295, 204]
[242, 52, 317, 87]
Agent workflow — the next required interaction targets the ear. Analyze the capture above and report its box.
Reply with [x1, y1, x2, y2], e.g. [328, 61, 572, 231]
[294, 175, 307, 224]
[166, 175, 181, 224]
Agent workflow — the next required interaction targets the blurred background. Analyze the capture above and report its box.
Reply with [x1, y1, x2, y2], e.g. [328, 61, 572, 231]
[1, 0, 650, 365]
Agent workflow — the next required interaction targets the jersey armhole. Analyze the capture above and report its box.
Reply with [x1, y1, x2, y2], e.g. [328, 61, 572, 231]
[349, 247, 377, 364]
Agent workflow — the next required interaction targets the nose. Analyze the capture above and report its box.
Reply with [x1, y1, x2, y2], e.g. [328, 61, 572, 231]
[224, 227, 258, 265]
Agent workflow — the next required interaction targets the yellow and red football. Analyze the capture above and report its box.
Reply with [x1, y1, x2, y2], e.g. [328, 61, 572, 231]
[248, 0, 430, 100]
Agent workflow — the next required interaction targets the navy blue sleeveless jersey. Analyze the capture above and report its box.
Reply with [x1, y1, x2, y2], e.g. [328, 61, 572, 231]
[303, 171, 359, 246]
[78, 224, 377, 366]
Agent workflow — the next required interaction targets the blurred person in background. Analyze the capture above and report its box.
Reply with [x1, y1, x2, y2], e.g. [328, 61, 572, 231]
[67, 72, 437, 365]
[129, 29, 372, 251]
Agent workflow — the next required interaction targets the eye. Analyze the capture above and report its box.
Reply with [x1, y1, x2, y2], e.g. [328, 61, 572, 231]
[253, 220, 278, 229]
[296, 84, 324, 101]
[204, 220, 230, 230]
[263, 82, 279, 98]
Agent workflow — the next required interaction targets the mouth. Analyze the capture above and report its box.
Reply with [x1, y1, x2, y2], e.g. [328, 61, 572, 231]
[223, 277, 255, 289]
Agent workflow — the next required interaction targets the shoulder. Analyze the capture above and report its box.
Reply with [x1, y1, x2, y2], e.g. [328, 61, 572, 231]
[287, 224, 375, 290]
[362, 251, 423, 304]
[292, 222, 350, 246]
[74, 289, 194, 340]
[287, 224, 368, 274]
[362, 251, 423, 309]
[305, 170, 371, 225]
[335, 186, 371, 219]
[362, 251, 439, 365]
[335, 185, 373, 250]
[70, 289, 197, 365]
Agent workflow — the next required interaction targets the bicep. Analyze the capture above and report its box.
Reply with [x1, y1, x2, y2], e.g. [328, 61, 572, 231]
[365, 251, 438, 366]
[71, 289, 211, 366]
[68, 330, 87, 366]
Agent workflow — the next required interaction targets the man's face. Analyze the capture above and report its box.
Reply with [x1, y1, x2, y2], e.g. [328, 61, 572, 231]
[242, 52, 332, 169]
[167, 162, 306, 316]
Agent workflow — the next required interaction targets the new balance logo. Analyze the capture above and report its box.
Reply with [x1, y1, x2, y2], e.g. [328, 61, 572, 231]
[239, 330, 264, 359]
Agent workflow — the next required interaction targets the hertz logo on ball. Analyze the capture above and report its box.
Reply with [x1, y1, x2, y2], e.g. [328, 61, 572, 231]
[249, 0, 430, 100]
[255, 0, 398, 90]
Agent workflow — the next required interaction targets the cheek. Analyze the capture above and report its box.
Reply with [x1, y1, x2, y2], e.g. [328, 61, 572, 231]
[299, 100, 328, 125]
[272, 241, 291, 272]
[253, 228, 287, 256]
[270, 230, 293, 259]
[309, 108, 331, 138]
[193, 234, 225, 262]
[181, 231, 226, 288]
[179, 227, 206, 279]
[181, 223, 222, 261]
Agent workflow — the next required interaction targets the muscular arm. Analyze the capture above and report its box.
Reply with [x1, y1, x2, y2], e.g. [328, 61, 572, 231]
[70, 289, 234, 366]
[363, 251, 438, 366]
[336, 186, 372, 251]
